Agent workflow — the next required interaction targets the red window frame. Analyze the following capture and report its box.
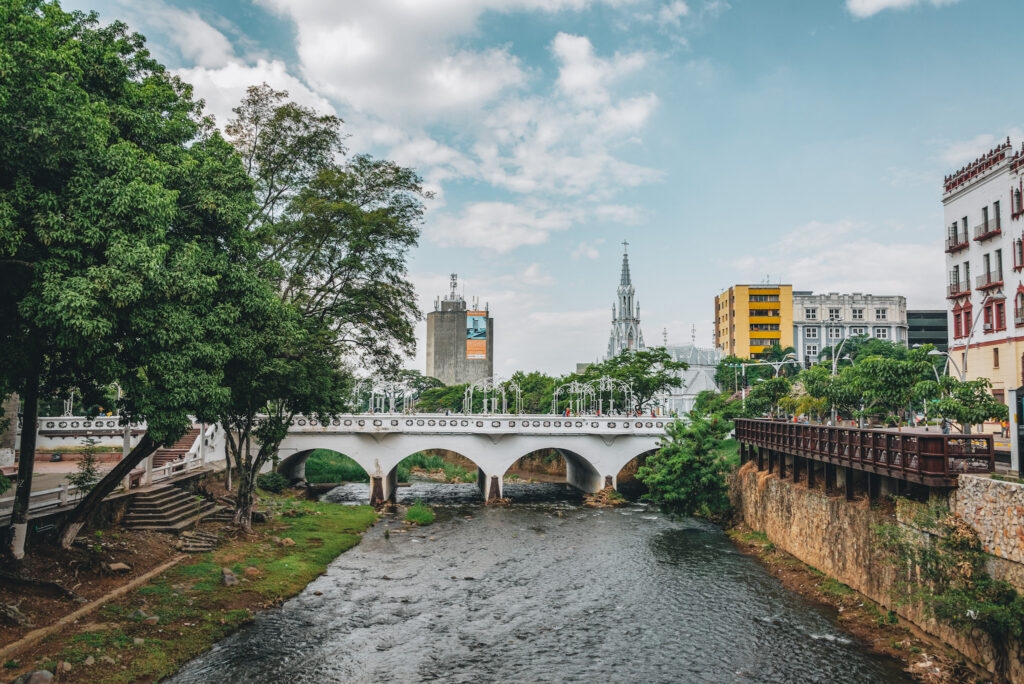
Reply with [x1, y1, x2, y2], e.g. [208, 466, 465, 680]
[996, 301, 1006, 331]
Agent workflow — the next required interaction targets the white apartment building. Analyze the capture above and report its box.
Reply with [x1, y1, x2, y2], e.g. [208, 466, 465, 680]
[793, 292, 908, 366]
[943, 137, 1024, 406]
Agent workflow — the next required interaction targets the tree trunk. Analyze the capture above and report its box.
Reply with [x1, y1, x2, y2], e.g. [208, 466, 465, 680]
[8, 367, 39, 560]
[57, 434, 156, 549]
[224, 437, 232, 492]
[232, 464, 253, 532]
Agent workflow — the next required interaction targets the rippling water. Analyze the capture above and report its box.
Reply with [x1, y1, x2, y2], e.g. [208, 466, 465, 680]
[169, 483, 909, 683]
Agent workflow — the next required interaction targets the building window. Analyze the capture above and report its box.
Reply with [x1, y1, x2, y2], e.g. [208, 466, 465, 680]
[749, 295, 780, 302]
[1016, 293, 1024, 326]
[805, 308, 817, 320]
[953, 313, 963, 338]
[828, 307, 840, 321]
[994, 347, 1000, 368]
[994, 201, 1001, 229]
[828, 327, 842, 339]
[996, 301, 1006, 331]
[852, 308, 864, 320]
[984, 303, 993, 331]
[805, 344, 818, 358]
[805, 327, 818, 339]
[875, 308, 887, 320]
[874, 327, 888, 339]
[851, 326, 866, 336]
[1015, 239, 1023, 271]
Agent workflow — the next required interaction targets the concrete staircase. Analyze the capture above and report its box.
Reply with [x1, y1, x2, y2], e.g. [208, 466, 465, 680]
[152, 427, 202, 468]
[123, 485, 222, 532]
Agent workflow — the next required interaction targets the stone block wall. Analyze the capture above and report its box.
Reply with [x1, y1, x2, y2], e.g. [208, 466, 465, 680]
[951, 475, 1024, 566]
[730, 463, 1023, 682]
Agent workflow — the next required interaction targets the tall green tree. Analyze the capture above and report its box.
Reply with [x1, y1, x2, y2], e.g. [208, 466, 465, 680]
[636, 414, 733, 518]
[219, 87, 425, 526]
[578, 348, 688, 413]
[0, 1, 253, 557]
[746, 376, 792, 417]
[916, 376, 1008, 433]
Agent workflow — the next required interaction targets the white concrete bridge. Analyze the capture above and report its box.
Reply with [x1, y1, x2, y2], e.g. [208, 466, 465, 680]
[277, 414, 669, 505]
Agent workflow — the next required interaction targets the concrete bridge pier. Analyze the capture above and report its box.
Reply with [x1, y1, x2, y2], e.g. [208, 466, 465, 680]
[476, 468, 503, 501]
[370, 469, 399, 506]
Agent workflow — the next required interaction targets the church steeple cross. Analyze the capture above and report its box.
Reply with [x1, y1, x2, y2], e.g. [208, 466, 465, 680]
[622, 239, 629, 253]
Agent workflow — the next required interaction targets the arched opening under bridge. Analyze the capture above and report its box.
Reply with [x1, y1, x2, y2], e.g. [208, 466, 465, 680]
[502, 447, 602, 501]
[614, 449, 658, 500]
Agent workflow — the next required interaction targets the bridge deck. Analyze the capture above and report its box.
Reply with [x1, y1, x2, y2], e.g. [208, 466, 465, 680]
[735, 418, 994, 487]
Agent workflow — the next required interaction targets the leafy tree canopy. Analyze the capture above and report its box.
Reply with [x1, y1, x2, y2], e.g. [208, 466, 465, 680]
[578, 347, 687, 413]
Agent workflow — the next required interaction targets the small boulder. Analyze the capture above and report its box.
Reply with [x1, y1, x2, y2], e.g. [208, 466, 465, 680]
[243, 566, 260, 577]
[131, 609, 148, 621]
[84, 656, 95, 666]
[101, 656, 116, 665]
[142, 615, 159, 625]
[221, 567, 234, 576]
[59, 662, 72, 673]
[313, 590, 323, 596]
[222, 573, 238, 587]
[108, 562, 131, 572]
[279, 537, 296, 547]
[13, 671, 53, 684]
[133, 638, 145, 646]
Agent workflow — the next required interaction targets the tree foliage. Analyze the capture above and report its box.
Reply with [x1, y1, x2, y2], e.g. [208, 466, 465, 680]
[877, 503, 1024, 681]
[636, 414, 733, 518]
[578, 348, 687, 413]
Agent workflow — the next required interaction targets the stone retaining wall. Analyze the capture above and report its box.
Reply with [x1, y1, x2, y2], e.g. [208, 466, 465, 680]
[952, 474, 1024, 567]
[730, 463, 1024, 682]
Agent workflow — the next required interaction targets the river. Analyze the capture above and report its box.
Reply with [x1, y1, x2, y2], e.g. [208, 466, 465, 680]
[169, 483, 910, 683]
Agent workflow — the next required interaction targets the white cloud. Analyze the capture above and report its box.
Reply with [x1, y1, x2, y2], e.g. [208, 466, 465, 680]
[733, 220, 944, 308]
[572, 239, 604, 260]
[428, 202, 580, 252]
[938, 130, 1021, 168]
[658, 1, 690, 26]
[552, 33, 648, 106]
[846, 0, 962, 19]
[173, 59, 335, 128]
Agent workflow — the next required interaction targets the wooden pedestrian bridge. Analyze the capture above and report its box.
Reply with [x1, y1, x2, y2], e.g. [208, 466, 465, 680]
[734, 418, 995, 498]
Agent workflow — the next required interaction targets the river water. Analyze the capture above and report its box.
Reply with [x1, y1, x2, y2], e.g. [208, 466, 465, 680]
[169, 483, 910, 683]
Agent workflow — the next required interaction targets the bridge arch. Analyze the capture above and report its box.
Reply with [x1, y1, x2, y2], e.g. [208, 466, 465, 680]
[614, 448, 659, 498]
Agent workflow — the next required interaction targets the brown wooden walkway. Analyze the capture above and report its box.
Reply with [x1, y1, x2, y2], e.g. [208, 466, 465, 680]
[735, 418, 994, 490]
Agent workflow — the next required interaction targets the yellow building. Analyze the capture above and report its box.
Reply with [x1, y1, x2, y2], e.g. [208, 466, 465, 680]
[714, 284, 794, 359]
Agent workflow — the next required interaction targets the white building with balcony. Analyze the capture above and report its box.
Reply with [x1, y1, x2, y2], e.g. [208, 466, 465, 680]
[792, 291, 908, 366]
[943, 136, 1024, 406]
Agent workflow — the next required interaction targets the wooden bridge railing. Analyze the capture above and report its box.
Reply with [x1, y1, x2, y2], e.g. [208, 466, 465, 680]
[734, 418, 994, 487]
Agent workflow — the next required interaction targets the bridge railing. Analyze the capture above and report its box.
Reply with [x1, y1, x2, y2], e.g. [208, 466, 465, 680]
[735, 418, 994, 482]
[283, 413, 671, 433]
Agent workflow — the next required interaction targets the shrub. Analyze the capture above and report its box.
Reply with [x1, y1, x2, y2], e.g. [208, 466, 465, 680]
[405, 501, 435, 526]
[256, 472, 289, 493]
[304, 450, 369, 483]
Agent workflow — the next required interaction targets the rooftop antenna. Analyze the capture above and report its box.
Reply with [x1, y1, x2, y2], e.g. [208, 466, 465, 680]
[691, 323, 696, 345]
[449, 273, 458, 300]
[662, 327, 668, 347]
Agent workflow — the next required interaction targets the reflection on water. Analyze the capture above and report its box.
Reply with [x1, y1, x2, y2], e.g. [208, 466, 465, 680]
[170, 483, 909, 684]
[322, 481, 582, 506]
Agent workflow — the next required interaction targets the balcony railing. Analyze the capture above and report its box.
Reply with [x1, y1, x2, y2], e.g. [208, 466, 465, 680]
[947, 281, 970, 298]
[976, 271, 1003, 290]
[973, 221, 1001, 241]
[945, 234, 969, 252]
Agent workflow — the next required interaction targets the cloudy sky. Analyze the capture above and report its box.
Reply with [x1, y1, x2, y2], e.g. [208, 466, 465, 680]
[67, 0, 1023, 375]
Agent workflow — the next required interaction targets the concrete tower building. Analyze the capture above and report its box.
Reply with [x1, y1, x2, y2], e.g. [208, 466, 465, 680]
[425, 274, 494, 386]
[607, 243, 645, 358]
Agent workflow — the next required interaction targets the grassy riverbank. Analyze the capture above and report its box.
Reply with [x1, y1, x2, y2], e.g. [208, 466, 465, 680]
[6, 495, 376, 683]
